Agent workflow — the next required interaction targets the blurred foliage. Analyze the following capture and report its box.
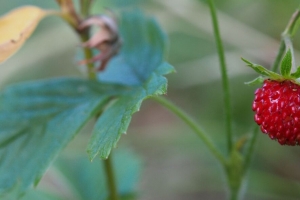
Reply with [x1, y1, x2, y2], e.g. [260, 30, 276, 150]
[1, 0, 300, 200]
[54, 148, 142, 200]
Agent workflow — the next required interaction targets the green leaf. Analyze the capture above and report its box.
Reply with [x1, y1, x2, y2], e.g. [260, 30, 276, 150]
[55, 148, 141, 200]
[88, 63, 174, 160]
[0, 78, 124, 193]
[291, 66, 300, 78]
[241, 57, 281, 79]
[244, 76, 265, 86]
[280, 49, 292, 77]
[99, 10, 167, 86]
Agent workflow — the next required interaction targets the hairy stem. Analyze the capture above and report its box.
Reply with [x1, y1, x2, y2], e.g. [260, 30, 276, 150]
[207, 0, 233, 153]
[104, 156, 119, 200]
[152, 96, 227, 166]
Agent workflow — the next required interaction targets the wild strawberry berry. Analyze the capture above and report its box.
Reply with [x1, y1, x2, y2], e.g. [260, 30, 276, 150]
[253, 79, 300, 145]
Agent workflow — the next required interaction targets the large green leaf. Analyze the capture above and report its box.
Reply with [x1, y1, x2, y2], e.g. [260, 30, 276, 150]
[0, 78, 123, 193]
[55, 148, 141, 200]
[89, 63, 173, 160]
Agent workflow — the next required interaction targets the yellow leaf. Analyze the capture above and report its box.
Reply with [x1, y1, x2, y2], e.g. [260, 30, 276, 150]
[0, 6, 49, 64]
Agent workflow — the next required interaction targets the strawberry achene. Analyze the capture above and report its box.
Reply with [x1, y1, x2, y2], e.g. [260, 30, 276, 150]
[253, 79, 300, 145]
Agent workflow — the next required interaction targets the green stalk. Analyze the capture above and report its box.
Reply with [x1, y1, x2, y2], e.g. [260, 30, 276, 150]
[152, 96, 227, 166]
[243, 126, 259, 173]
[271, 40, 285, 72]
[80, 33, 97, 80]
[207, 0, 233, 153]
[104, 156, 119, 200]
[80, 29, 119, 200]
[272, 8, 300, 72]
[77, 2, 118, 200]
[80, 0, 92, 18]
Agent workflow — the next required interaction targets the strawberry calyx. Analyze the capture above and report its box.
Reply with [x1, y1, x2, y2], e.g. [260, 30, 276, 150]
[242, 49, 300, 85]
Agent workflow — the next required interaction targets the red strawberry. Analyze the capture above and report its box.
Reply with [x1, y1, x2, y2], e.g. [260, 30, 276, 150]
[242, 48, 300, 145]
[253, 79, 300, 145]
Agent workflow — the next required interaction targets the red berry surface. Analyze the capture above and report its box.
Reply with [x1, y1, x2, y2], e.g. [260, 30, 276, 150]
[253, 79, 300, 145]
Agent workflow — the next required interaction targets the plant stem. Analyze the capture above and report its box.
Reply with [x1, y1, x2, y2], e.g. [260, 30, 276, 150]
[243, 126, 259, 173]
[152, 96, 227, 166]
[271, 40, 285, 72]
[80, 0, 92, 18]
[272, 8, 300, 72]
[80, 33, 97, 80]
[207, 0, 233, 153]
[230, 189, 238, 200]
[77, 2, 118, 200]
[104, 156, 119, 200]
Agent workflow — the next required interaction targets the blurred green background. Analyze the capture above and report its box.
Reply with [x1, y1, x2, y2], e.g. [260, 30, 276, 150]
[1, 0, 300, 199]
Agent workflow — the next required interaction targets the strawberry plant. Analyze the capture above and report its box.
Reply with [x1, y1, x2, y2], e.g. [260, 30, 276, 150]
[0, 0, 300, 200]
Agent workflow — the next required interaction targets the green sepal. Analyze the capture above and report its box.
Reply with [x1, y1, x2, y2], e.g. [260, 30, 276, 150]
[291, 66, 300, 78]
[241, 57, 281, 79]
[244, 76, 265, 86]
[280, 49, 292, 77]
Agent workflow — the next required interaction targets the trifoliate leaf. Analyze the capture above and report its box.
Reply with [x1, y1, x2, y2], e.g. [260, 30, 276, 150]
[55, 148, 141, 200]
[0, 6, 50, 64]
[291, 66, 300, 78]
[280, 49, 292, 77]
[0, 78, 124, 193]
[241, 57, 281, 79]
[244, 76, 265, 86]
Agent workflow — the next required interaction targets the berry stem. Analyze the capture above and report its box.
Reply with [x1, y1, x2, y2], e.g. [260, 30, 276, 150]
[271, 40, 285, 72]
[283, 36, 295, 70]
[272, 8, 300, 72]
[207, 0, 233, 154]
[152, 96, 227, 166]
